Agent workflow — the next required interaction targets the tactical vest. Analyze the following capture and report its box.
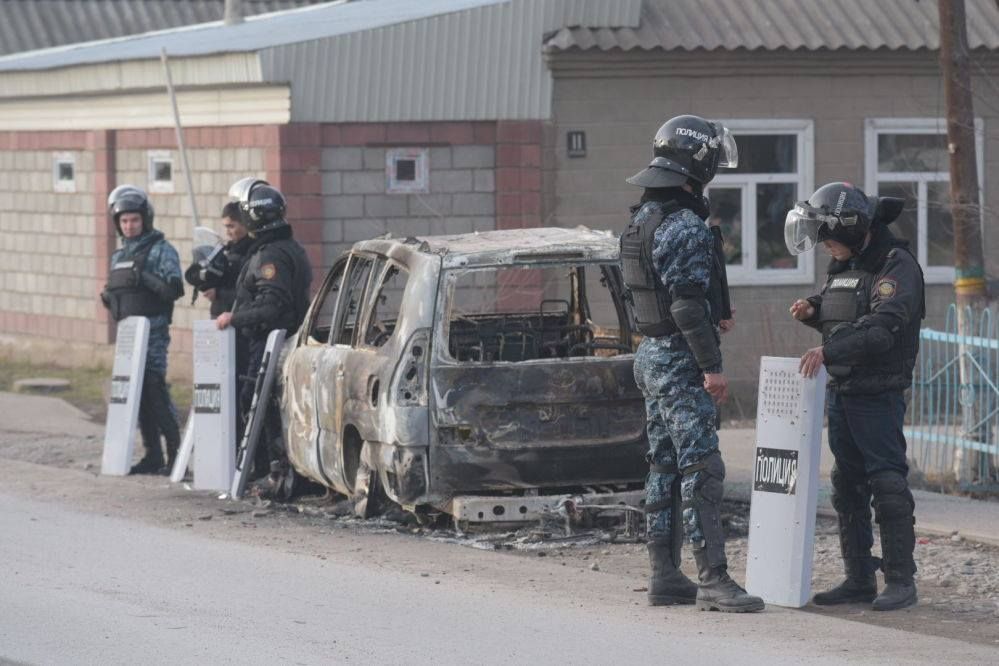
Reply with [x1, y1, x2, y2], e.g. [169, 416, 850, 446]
[818, 248, 923, 393]
[105, 245, 172, 322]
[620, 201, 730, 337]
[235, 238, 311, 336]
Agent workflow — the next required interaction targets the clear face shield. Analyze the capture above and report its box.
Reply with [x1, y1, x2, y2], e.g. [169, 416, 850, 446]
[711, 122, 738, 169]
[783, 202, 859, 255]
[227, 177, 265, 204]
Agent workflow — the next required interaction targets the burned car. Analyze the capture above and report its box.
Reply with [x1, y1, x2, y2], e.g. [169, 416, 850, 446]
[281, 227, 648, 523]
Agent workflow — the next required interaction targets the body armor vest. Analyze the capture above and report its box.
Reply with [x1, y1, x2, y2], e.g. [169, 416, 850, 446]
[620, 201, 730, 337]
[818, 248, 923, 393]
[105, 246, 171, 322]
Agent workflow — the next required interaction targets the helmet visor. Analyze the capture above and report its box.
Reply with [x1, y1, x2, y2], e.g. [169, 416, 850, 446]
[783, 202, 860, 255]
[712, 123, 738, 169]
[228, 177, 265, 204]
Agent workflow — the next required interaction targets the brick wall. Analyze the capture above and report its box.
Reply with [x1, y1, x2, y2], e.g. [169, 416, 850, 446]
[319, 122, 498, 270]
[0, 133, 101, 345]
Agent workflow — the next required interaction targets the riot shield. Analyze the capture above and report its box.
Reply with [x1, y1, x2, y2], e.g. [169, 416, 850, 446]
[192, 321, 237, 490]
[745, 357, 827, 607]
[101, 316, 150, 476]
[229, 329, 286, 499]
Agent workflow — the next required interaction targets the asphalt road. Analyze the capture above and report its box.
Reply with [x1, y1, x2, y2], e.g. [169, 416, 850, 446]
[3, 488, 998, 665]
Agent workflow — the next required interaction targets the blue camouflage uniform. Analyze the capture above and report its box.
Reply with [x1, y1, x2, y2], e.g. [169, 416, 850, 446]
[109, 230, 182, 376]
[631, 201, 721, 545]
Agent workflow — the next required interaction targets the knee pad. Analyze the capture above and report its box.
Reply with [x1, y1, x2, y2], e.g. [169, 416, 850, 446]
[870, 471, 914, 523]
[830, 465, 871, 515]
[680, 451, 726, 566]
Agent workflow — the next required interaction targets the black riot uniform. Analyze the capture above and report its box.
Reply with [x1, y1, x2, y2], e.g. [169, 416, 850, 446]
[227, 178, 312, 499]
[787, 182, 925, 611]
[185, 234, 254, 319]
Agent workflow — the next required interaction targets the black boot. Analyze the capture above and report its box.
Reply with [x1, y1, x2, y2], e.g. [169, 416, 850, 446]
[693, 549, 765, 613]
[132, 398, 164, 475]
[646, 540, 697, 606]
[873, 517, 917, 611]
[151, 373, 181, 475]
[813, 557, 879, 605]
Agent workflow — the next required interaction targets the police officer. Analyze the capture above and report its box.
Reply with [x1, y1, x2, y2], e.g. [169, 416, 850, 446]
[216, 178, 312, 500]
[100, 185, 184, 474]
[787, 182, 924, 611]
[622, 115, 763, 612]
[185, 201, 254, 318]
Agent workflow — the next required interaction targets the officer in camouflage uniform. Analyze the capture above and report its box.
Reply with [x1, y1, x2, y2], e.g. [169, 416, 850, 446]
[787, 182, 924, 611]
[100, 185, 184, 474]
[622, 115, 763, 612]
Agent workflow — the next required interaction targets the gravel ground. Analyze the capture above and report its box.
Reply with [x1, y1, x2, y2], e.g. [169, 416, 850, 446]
[3, 426, 999, 648]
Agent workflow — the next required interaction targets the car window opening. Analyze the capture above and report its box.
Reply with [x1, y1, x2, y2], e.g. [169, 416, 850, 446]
[446, 263, 631, 363]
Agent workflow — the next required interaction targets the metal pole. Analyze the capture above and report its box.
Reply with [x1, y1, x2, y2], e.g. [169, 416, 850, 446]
[160, 48, 200, 230]
[938, 0, 989, 484]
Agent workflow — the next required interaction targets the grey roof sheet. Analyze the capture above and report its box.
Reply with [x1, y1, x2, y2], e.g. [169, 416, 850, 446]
[0, 0, 325, 56]
[0, 0, 507, 71]
[544, 0, 999, 52]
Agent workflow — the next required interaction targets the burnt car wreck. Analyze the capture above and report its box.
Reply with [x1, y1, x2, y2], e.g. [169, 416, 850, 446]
[281, 227, 648, 524]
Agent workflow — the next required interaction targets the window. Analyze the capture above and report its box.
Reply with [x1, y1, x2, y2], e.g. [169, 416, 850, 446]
[364, 263, 410, 347]
[52, 152, 76, 192]
[386, 147, 428, 194]
[304, 259, 347, 345]
[444, 262, 631, 363]
[333, 255, 374, 346]
[865, 118, 984, 283]
[148, 150, 174, 193]
[705, 120, 814, 285]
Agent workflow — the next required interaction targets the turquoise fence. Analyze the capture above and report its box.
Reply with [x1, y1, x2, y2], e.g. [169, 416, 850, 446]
[904, 304, 999, 488]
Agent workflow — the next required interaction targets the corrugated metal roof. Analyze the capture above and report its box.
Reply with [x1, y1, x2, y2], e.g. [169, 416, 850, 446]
[0, 0, 510, 71]
[0, 1, 324, 56]
[544, 0, 999, 52]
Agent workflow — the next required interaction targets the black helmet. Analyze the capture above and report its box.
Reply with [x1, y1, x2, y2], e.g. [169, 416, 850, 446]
[108, 184, 154, 236]
[626, 114, 738, 189]
[228, 177, 287, 233]
[785, 182, 881, 255]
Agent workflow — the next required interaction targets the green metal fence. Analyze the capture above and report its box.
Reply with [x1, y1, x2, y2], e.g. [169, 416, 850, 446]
[905, 304, 999, 489]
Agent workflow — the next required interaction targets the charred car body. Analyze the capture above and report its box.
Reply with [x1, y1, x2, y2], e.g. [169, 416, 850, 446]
[281, 227, 648, 523]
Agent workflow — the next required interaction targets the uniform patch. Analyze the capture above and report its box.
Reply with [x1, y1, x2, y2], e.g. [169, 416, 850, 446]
[830, 277, 860, 289]
[260, 263, 277, 280]
[876, 278, 897, 299]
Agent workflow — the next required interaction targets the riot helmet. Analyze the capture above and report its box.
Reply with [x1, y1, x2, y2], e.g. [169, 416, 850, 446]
[108, 184, 154, 235]
[785, 182, 879, 255]
[228, 177, 287, 234]
[626, 115, 738, 189]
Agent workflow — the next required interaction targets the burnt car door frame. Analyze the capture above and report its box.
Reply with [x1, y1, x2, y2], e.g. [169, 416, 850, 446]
[315, 251, 379, 492]
[284, 255, 348, 487]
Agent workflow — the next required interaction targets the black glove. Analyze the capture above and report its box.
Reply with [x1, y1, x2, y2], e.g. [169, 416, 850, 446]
[140, 271, 184, 303]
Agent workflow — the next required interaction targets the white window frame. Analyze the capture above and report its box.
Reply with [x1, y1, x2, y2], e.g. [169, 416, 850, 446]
[864, 117, 984, 284]
[147, 150, 174, 193]
[707, 119, 815, 286]
[52, 152, 76, 193]
[385, 147, 429, 194]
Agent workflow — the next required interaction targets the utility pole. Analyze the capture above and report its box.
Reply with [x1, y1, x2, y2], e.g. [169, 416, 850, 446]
[938, 0, 989, 484]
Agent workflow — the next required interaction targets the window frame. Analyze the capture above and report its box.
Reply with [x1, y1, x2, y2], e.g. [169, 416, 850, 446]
[147, 150, 175, 193]
[330, 252, 378, 348]
[52, 152, 76, 193]
[300, 256, 349, 347]
[358, 259, 410, 350]
[385, 147, 429, 194]
[864, 117, 984, 284]
[706, 119, 815, 286]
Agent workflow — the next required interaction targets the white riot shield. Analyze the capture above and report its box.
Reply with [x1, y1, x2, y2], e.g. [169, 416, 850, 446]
[169, 406, 195, 483]
[230, 329, 286, 499]
[745, 356, 827, 608]
[192, 322, 237, 490]
[101, 316, 150, 476]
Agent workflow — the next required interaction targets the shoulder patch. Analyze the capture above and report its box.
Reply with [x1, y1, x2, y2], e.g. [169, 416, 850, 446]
[260, 263, 277, 280]
[876, 278, 897, 299]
